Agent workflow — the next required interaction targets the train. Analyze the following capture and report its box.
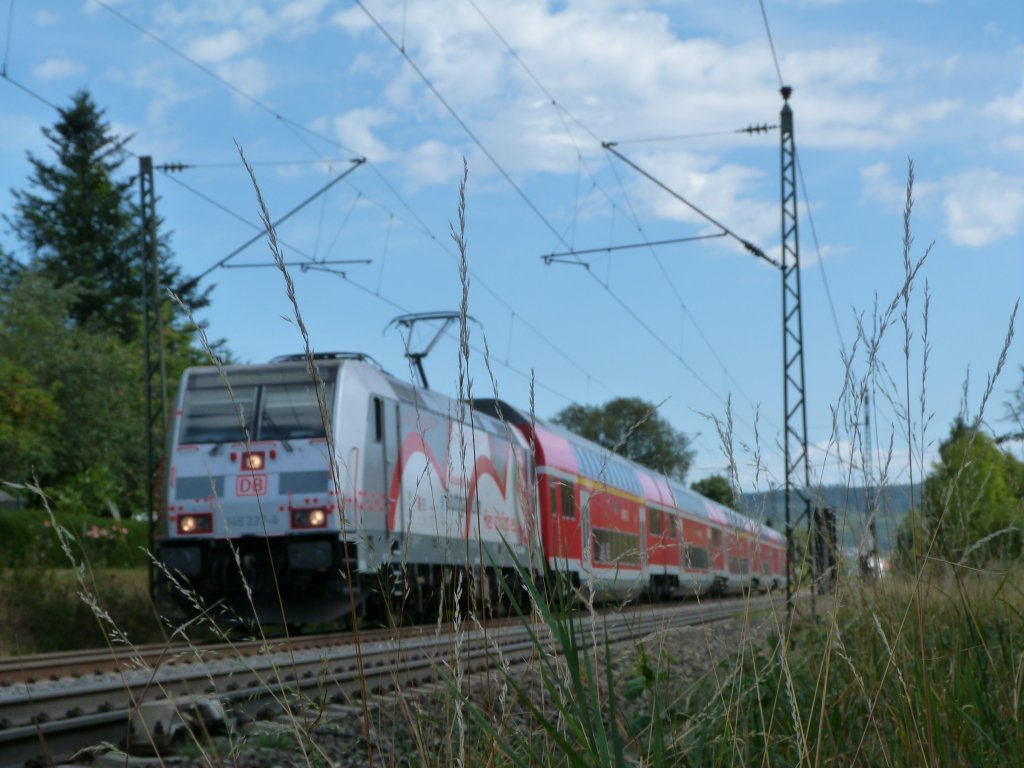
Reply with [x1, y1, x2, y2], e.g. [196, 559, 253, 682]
[155, 352, 786, 627]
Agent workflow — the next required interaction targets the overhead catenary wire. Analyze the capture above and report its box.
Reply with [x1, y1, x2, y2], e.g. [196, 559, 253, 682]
[223, 259, 370, 270]
[103, 0, 766, 419]
[758, 0, 785, 89]
[4, 3, 860, 479]
[465, 0, 771, 376]
[609, 124, 776, 145]
[594, 152, 769, 418]
[2, 0, 619, 408]
[466, 0, 782, 421]
[359, 0, 796, 449]
[94, 0, 619, 400]
[355, 0, 571, 252]
[1, 65, 589, 409]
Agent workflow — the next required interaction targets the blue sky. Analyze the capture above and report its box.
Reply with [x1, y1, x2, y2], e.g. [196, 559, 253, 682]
[2, 0, 1022, 494]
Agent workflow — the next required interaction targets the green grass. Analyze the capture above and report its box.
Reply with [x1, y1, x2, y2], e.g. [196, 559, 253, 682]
[0, 566, 164, 654]
[674, 571, 1024, 766]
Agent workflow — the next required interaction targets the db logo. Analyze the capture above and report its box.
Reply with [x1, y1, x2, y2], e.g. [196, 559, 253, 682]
[236, 474, 268, 496]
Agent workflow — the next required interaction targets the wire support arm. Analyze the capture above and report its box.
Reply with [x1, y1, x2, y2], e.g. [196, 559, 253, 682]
[181, 158, 365, 290]
[602, 142, 780, 268]
[541, 232, 727, 265]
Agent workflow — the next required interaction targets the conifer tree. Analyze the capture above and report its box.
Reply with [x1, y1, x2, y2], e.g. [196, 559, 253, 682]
[6, 90, 207, 341]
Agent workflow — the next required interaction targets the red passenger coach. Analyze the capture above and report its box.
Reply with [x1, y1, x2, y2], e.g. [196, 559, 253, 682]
[474, 399, 786, 601]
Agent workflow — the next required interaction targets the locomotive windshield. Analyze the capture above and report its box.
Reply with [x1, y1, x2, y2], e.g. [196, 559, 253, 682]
[180, 366, 336, 444]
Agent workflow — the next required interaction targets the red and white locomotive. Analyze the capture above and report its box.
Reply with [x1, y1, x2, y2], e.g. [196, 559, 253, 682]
[156, 353, 785, 626]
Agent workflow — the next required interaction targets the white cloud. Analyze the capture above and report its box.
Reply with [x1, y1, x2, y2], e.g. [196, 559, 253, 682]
[943, 170, 1024, 247]
[329, 0, 964, 196]
[860, 162, 903, 208]
[996, 135, 1024, 153]
[185, 28, 251, 64]
[985, 78, 1024, 124]
[860, 163, 1024, 247]
[278, 0, 331, 36]
[625, 149, 777, 249]
[33, 58, 85, 81]
[216, 57, 273, 99]
[33, 10, 61, 25]
[332, 108, 393, 161]
[783, 43, 885, 86]
[404, 139, 464, 187]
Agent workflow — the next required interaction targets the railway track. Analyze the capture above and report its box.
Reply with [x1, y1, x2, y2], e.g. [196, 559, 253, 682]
[0, 621, 462, 687]
[0, 595, 781, 767]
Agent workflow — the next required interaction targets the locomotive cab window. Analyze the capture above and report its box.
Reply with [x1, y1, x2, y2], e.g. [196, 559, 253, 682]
[181, 367, 336, 444]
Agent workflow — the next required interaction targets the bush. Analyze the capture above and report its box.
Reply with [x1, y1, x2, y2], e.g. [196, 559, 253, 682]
[0, 506, 149, 569]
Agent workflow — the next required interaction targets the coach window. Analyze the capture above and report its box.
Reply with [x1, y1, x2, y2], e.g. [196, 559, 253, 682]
[712, 528, 722, 547]
[560, 481, 576, 519]
[648, 508, 661, 536]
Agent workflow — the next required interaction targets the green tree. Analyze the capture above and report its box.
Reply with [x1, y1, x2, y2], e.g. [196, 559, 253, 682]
[1, 92, 220, 513]
[5, 89, 208, 341]
[903, 419, 1024, 567]
[0, 271, 145, 509]
[0, 357, 59, 484]
[691, 474, 738, 508]
[1007, 365, 1024, 442]
[552, 397, 695, 481]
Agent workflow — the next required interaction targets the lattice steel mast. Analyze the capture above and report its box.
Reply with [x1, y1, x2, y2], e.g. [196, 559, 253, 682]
[780, 88, 811, 620]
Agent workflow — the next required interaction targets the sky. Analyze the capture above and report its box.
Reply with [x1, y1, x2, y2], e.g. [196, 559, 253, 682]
[1, 0, 1022, 499]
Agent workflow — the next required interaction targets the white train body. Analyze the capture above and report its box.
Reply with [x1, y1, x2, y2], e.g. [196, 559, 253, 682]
[157, 355, 537, 625]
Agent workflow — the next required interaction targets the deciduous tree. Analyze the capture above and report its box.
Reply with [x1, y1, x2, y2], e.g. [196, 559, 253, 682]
[691, 474, 738, 508]
[898, 419, 1024, 567]
[552, 397, 695, 482]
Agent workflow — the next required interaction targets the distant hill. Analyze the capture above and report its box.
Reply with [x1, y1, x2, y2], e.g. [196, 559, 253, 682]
[741, 484, 915, 553]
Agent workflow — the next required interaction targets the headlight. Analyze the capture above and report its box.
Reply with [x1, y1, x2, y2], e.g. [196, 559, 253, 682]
[291, 508, 328, 529]
[242, 451, 264, 471]
[177, 514, 213, 535]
